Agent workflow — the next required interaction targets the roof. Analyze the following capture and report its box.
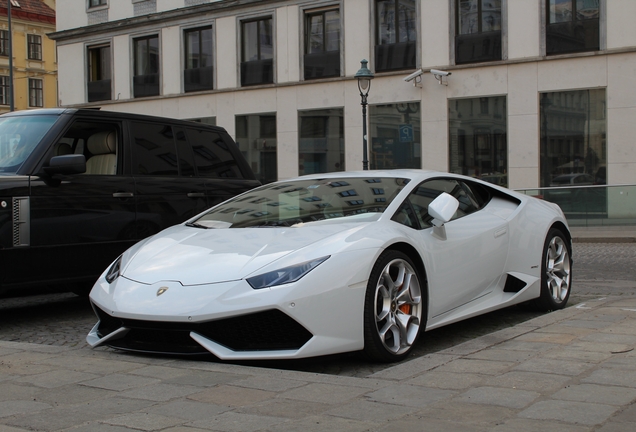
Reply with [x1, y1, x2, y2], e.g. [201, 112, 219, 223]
[0, 0, 56, 25]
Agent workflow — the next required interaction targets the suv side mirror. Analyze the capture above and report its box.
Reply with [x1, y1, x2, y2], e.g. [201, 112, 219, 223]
[44, 154, 87, 175]
[428, 192, 459, 227]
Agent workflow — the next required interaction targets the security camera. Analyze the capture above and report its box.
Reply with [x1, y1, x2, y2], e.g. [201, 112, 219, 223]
[403, 69, 424, 83]
[430, 69, 451, 77]
[430, 69, 452, 85]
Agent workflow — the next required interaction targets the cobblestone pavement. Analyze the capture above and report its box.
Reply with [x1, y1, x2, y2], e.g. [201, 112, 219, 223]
[1, 243, 634, 378]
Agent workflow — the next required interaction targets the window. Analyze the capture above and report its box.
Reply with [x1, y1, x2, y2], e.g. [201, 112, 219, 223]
[449, 96, 507, 187]
[400, 179, 486, 229]
[133, 35, 159, 98]
[0, 76, 9, 105]
[455, 0, 502, 64]
[241, 17, 273, 86]
[369, 102, 420, 169]
[184, 26, 213, 92]
[185, 128, 243, 178]
[546, 0, 600, 55]
[27, 34, 42, 60]
[87, 44, 111, 102]
[0, 30, 8, 56]
[304, 9, 340, 80]
[235, 114, 277, 183]
[375, 0, 416, 72]
[88, 0, 107, 7]
[28, 78, 43, 107]
[540, 89, 606, 187]
[299, 109, 344, 175]
[131, 122, 179, 176]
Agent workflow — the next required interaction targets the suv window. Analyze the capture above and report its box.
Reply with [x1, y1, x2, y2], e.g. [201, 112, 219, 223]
[53, 120, 121, 175]
[131, 122, 181, 176]
[185, 127, 243, 178]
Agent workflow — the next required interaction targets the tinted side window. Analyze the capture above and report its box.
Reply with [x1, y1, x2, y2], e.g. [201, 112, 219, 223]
[131, 122, 179, 176]
[185, 128, 243, 178]
[404, 178, 485, 229]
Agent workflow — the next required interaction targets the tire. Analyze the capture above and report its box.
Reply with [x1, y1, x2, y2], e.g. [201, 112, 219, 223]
[363, 250, 425, 362]
[533, 228, 572, 312]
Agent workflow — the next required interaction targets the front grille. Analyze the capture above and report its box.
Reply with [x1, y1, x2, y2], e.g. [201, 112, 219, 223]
[94, 306, 312, 355]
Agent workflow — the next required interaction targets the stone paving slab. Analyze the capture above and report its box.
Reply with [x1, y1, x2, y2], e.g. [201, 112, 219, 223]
[0, 296, 635, 431]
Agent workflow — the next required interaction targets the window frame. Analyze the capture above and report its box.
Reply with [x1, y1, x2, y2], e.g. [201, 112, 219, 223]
[183, 24, 214, 93]
[86, 43, 112, 102]
[373, 0, 419, 73]
[302, 5, 342, 80]
[0, 30, 9, 57]
[132, 33, 160, 98]
[28, 78, 43, 107]
[0, 75, 9, 105]
[541, 0, 605, 56]
[87, 0, 107, 8]
[239, 15, 275, 87]
[27, 34, 42, 61]
[450, 0, 507, 65]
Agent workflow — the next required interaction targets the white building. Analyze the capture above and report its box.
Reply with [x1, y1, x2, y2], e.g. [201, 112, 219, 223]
[50, 0, 636, 190]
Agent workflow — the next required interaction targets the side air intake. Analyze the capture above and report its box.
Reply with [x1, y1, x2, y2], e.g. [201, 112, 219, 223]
[503, 274, 527, 293]
[12, 197, 30, 247]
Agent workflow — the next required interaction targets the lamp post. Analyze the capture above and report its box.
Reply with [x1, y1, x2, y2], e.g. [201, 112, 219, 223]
[8, 0, 14, 111]
[355, 59, 374, 170]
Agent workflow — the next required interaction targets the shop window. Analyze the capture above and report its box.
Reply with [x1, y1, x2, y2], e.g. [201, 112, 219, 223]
[304, 9, 340, 79]
[540, 89, 606, 187]
[369, 102, 421, 169]
[375, 0, 416, 72]
[235, 114, 277, 183]
[298, 109, 344, 175]
[449, 96, 508, 187]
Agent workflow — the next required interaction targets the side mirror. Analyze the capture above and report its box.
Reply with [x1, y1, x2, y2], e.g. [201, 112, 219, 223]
[44, 154, 87, 175]
[428, 192, 459, 227]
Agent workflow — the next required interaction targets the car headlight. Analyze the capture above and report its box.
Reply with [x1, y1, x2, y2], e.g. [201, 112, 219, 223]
[247, 256, 330, 290]
[105, 255, 123, 284]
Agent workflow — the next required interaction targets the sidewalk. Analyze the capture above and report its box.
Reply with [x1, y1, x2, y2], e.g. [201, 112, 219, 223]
[1, 296, 635, 431]
[571, 225, 636, 243]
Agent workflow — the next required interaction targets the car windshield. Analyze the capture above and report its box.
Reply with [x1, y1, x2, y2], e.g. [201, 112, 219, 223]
[193, 177, 409, 228]
[0, 115, 59, 174]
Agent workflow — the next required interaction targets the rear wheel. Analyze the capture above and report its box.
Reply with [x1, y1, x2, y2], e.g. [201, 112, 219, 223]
[533, 228, 572, 311]
[363, 250, 425, 362]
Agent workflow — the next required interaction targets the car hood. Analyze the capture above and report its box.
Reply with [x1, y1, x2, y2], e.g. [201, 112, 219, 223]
[121, 222, 368, 286]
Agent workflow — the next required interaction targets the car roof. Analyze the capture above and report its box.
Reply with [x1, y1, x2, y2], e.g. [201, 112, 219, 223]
[0, 108, 228, 132]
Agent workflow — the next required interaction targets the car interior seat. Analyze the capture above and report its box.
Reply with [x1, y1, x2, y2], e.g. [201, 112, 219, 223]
[85, 131, 117, 175]
[55, 143, 73, 156]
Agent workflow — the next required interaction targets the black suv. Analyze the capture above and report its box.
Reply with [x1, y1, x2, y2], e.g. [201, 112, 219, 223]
[0, 108, 260, 294]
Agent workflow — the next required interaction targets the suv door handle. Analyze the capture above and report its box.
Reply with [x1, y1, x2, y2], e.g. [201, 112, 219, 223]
[187, 192, 206, 198]
[113, 192, 134, 198]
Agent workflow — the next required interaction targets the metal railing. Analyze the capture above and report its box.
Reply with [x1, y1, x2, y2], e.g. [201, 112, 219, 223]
[515, 184, 636, 227]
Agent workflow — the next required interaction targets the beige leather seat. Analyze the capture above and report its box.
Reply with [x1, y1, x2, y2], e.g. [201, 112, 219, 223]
[85, 131, 117, 175]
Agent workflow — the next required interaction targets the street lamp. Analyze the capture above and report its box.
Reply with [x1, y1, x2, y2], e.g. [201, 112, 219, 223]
[355, 59, 374, 170]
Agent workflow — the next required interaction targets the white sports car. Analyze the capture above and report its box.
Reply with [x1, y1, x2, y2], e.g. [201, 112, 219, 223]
[87, 170, 572, 362]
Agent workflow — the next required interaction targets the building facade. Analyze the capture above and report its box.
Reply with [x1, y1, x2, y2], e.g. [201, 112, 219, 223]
[0, 0, 57, 113]
[50, 0, 636, 189]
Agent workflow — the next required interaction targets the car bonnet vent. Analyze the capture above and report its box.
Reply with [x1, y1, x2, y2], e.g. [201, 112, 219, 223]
[12, 197, 30, 247]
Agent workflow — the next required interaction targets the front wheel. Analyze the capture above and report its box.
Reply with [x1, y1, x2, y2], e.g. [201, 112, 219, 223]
[533, 228, 572, 311]
[363, 250, 425, 362]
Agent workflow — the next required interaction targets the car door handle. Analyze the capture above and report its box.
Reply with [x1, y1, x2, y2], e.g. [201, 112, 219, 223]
[113, 192, 134, 198]
[187, 192, 206, 198]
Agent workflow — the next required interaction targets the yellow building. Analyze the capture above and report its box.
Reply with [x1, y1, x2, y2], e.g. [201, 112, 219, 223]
[0, 0, 56, 113]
